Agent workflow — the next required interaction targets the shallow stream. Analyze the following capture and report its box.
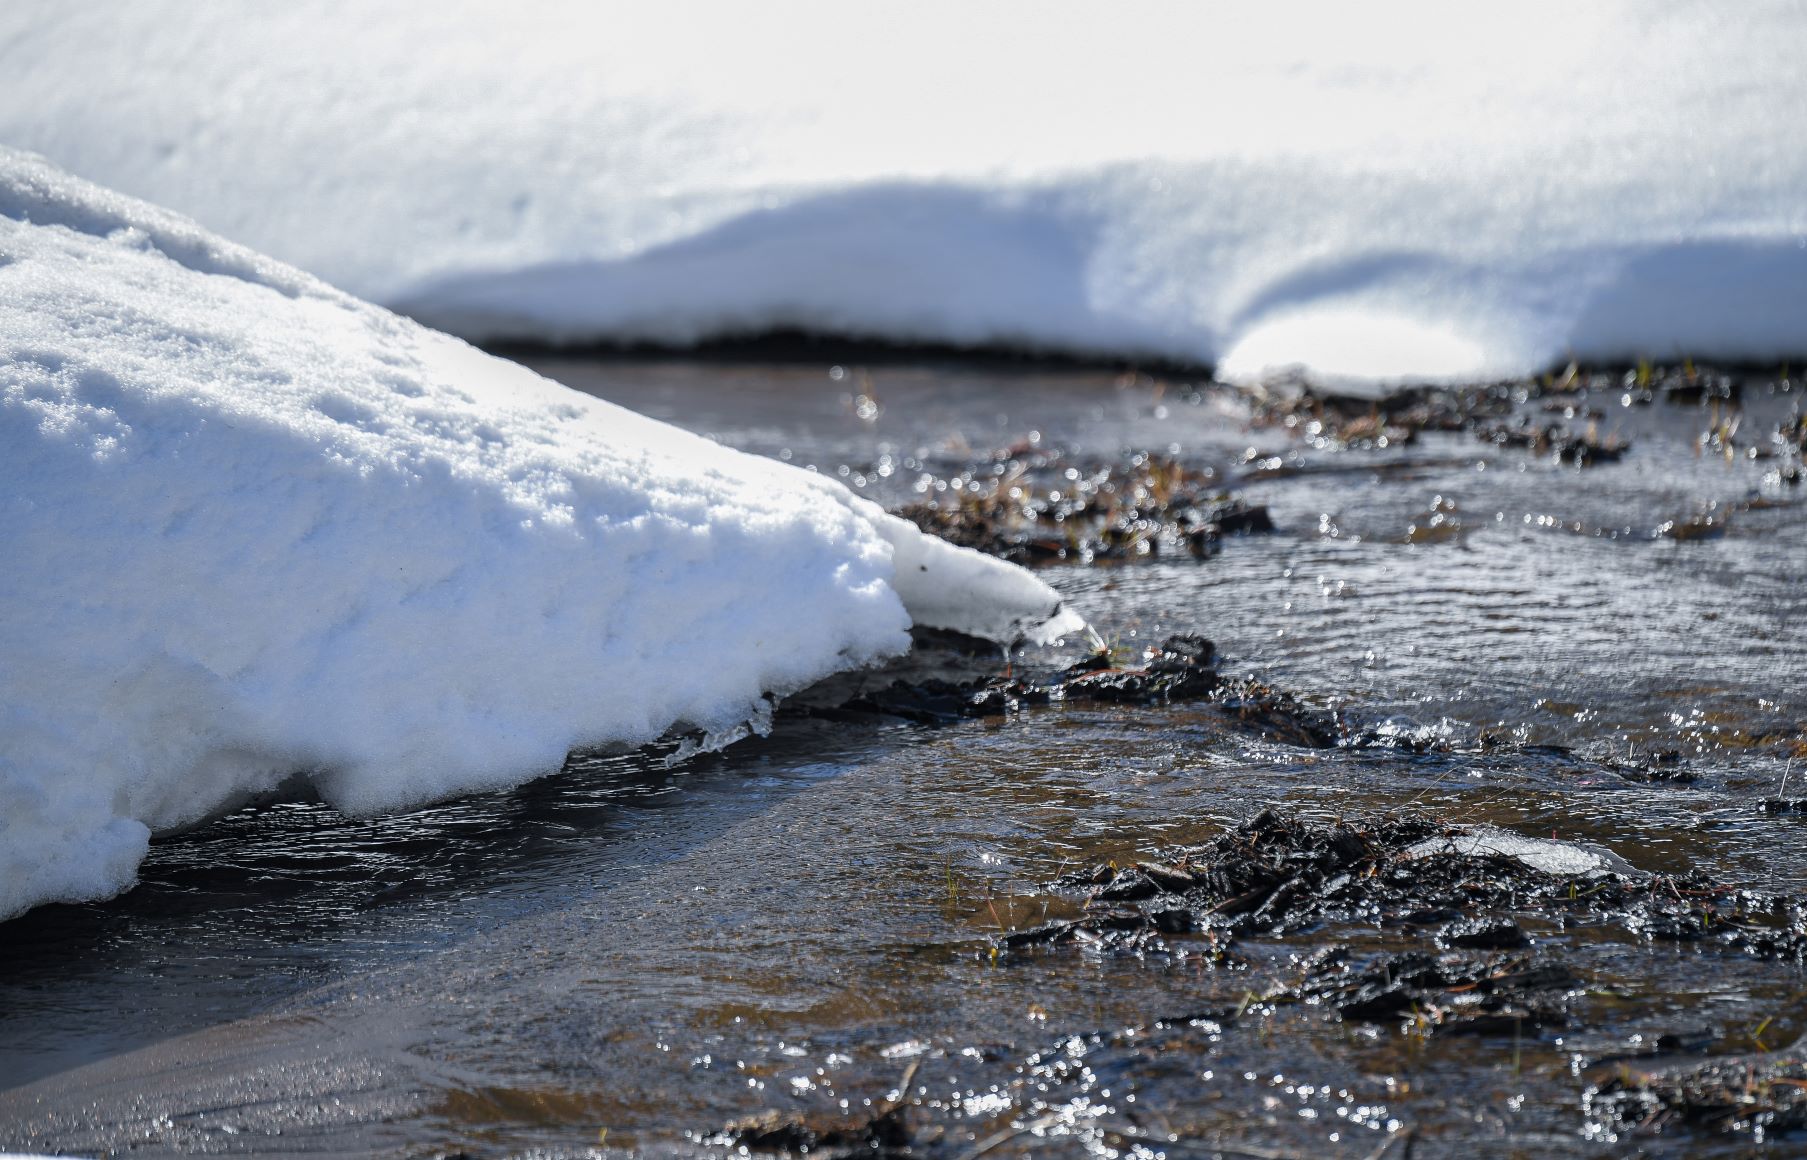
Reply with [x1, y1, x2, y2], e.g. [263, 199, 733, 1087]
[2, 359, 1803, 1158]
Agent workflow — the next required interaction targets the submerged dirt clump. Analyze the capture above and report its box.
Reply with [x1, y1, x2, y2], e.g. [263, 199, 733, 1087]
[1239, 361, 1807, 473]
[791, 629, 1759, 776]
[1585, 1046, 1807, 1139]
[1244, 380, 1503, 451]
[1471, 416, 1630, 466]
[1252, 381, 1633, 466]
[894, 445, 1272, 564]
[784, 633, 1220, 725]
[785, 633, 1345, 747]
[1240, 382, 1481, 449]
[1778, 411, 1807, 454]
[709, 808, 1807, 1155]
[1297, 946, 1575, 1036]
[1011, 807, 1807, 967]
[722, 1102, 913, 1159]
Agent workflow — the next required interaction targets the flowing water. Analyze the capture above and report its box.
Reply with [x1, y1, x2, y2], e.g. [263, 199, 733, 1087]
[2, 359, 1803, 1158]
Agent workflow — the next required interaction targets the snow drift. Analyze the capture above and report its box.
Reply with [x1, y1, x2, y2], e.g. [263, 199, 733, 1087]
[0, 150, 1076, 920]
[3, 1, 1806, 387]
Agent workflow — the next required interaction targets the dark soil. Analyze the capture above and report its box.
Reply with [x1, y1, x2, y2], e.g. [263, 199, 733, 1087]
[1245, 379, 1641, 466]
[1013, 808, 1807, 969]
[1240, 361, 1799, 469]
[717, 807, 1807, 1154]
[783, 632, 1343, 749]
[1586, 1045, 1807, 1139]
[786, 630, 1754, 783]
[895, 446, 1274, 565]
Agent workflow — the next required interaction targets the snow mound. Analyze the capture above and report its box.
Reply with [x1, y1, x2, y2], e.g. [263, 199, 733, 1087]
[4, 2, 1807, 389]
[0, 150, 1077, 921]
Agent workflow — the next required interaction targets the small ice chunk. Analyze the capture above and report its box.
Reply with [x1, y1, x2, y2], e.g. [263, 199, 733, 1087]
[1408, 826, 1643, 880]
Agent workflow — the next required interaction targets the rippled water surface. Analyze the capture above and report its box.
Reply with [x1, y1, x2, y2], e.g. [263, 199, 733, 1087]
[2, 360, 1803, 1158]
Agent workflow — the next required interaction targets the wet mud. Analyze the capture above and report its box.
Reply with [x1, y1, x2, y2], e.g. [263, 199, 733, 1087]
[712, 803, 1807, 1156]
[787, 631, 1339, 751]
[896, 446, 1274, 564]
[1019, 806, 1806, 968]
[1243, 362, 1802, 473]
[1587, 1047, 1807, 1139]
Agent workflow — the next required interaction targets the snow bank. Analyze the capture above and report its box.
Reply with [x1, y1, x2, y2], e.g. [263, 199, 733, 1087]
[0, 150, 1076, 920]
[4, 2, 1806, 388]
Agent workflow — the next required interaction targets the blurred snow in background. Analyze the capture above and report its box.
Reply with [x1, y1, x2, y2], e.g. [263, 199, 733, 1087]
[2, 1, 1803, 387]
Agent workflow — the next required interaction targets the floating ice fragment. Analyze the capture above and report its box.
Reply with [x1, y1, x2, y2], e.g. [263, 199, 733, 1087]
[1408, 826, 1643, 880]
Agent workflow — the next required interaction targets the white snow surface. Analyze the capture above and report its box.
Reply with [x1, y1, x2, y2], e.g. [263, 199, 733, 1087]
[0, 150, 1075, 920]
[4, 1, 1807, 389]
[1409, 829, 1644, 881]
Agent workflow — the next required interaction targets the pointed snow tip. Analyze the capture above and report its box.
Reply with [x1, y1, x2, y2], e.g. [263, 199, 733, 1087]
[1017, 599, 1092, 648]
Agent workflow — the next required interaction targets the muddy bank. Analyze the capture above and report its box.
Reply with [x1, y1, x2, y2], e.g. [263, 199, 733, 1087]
[795, 626, 1803, 780]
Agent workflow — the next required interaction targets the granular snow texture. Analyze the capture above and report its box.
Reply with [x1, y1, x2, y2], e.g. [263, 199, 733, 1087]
[0, 150, 1072, 920]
